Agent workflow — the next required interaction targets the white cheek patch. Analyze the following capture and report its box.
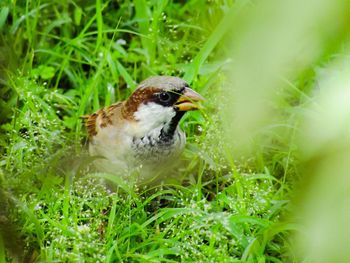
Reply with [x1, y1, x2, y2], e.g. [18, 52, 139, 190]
[134, 102, 176, 135]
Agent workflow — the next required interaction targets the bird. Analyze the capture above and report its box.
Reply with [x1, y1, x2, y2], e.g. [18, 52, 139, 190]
[84, 76, 204, 185]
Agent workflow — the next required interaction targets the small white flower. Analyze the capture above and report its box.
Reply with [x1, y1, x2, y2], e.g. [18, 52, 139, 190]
[116, 39, 126, 45]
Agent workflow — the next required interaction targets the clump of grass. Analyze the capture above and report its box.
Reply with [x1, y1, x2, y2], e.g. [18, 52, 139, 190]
[0, 0, 299, 262]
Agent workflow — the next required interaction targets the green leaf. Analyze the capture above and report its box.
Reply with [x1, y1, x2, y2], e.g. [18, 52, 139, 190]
[74, 6, 82, 26]
[32, 65, 56, 80]
[0, 7, 9, 30]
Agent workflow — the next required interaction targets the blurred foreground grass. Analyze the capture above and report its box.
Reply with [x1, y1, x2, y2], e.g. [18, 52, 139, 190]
[1, 0, 350, 262]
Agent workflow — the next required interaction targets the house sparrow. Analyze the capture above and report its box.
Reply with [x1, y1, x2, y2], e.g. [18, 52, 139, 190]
[84, 76, 204, 185]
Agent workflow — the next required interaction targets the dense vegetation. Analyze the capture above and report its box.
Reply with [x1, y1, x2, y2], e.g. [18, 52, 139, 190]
[1, 0, 350, 262]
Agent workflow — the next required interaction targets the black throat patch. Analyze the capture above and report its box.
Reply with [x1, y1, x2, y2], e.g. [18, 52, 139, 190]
[131, 109, 186, 162]
[159, 110, 185, 143]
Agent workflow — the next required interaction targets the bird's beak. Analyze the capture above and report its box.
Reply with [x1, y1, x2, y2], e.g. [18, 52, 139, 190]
[175, 87, 204, 111]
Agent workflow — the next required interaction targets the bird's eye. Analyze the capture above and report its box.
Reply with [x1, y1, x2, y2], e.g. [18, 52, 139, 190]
[158, 92, 171, 103]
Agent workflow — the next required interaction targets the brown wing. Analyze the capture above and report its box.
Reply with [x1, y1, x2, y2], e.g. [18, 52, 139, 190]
[82, 102, 124, 138]
[82, 113, 98, 137]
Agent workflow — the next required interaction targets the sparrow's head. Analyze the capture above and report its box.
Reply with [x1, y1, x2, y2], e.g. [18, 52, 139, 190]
[123, 76, 204, 137]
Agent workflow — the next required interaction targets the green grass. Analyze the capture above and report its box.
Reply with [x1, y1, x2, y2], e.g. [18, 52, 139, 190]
[1, 0, 341, 262]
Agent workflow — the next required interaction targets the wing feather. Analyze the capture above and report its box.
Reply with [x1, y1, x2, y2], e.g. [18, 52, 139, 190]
[82, 102, 124, 138]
